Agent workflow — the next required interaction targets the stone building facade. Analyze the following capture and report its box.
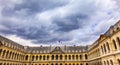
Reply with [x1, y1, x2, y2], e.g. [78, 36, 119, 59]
[0, 20, 120, 65]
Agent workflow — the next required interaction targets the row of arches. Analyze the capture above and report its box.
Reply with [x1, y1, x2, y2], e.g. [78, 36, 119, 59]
[28, 54, 87, 61]
[103, 60, 113, 65]
[31, 63, 88, 65]
[0, 41, 24, 53]
[0, 63, 25, 65]
[88, 48, 100, 59]
[101, 37, 120, 54]
[112, 37, 120, 50]
[101, 42, 110, 54]
[89, 61, 102, 65]
[0, 63, 88, 65]
[117, 59, 120, 65]
[0, 49, 25, 61]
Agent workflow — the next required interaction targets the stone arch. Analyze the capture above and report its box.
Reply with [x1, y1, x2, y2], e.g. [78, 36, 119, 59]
[51, 63, 54, 65]
[101, 46, 104, 53]
[80, 55, 82, 60]
[47, 55, 49, 60]
[55, 63, 58, 65]
[25, 55, 28, 60]
[2, 50, 6, 58]
[32, 56, 34, 61]
[72, 55, 74, 60]
[60, 63, 62, 65]
[113, 39, 117, 50]
[43, 55, 45, 60]
[56, 55, 58, 60]
[110, 60, 113, 65]
[12, 52, 14, 59]
[86, 63, 88, 65]
[60, 55, 62, 60]
[104, 61, 106, 65]
[52, 55, 54, 60]
[0, 49, 2, 56]
[106, 42, 110, 52]
[85, 54, 88, 59]
[76, 55, 78, 60]
[36, 55, 38, 60]
[65, 55, 67, 60]
[103, 44, 107, 53]
[8, 51, 12, 59]
[118, 59, 120, 65]
[117, 37, 120, 47]
[69, 55, 71, 60]
[107, 60, 109, 65]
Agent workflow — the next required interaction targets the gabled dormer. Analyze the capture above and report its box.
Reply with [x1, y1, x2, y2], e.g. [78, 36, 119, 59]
[50, 46, 64, 54]
[0, 41, 3, 46]
[98, 34, 108, 43]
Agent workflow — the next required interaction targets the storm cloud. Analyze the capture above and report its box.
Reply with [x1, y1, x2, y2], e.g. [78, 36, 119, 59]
[0, 0, 120, 46]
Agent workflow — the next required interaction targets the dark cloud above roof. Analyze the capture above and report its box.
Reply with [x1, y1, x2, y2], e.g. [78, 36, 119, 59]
[0, 0, 120, 46]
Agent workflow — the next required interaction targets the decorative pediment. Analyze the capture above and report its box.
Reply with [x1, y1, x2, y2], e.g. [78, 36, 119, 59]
[0, 41, 3, 46]
[50, 47, 64, 54]
[98, 34, 108, 42]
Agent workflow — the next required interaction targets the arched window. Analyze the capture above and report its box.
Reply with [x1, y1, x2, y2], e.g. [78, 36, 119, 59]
[36, 56, 38, 60]
[76, 55, 78, 60]
[8, 51, 12, 59]
[72, 55, 74, 60]
[110, 60, 113, 65]
[65, 55, 67, 60]
[103, 44, 107, 53]
[107, 60, 109, 65]
[56, 55, 58, 60]
[101, 46, 104, 53]
[25, 55, 28, 60]
[2, 50, 6, 58]
[60, 55, 62, 60]
[117, 37, 120, 47]
[12, 53, 14, 59]
[80, 55, 82, 60]
[106, 42, 110, 52]
[0, 49, 2, 56]
[6, 51, 9, 58]
[60, 63, 62, 65]
[39, 55, 42, 60]
[32, 56, 34, 61]
[104, 61, 106, 65]
[69, 55, 71, 60]
[86, 63, 88, 65]
[85, 54, 88, 59]
[52, 55, 54, 60]
[47, 55, 49, 60]
[80, 64, 83, 65]
[113, 39, 117, 50]
[51, 64, 54, 65]
[43, 55, 45, 60]
[118, 59, 120, 65]
[55, 63, 58, 65]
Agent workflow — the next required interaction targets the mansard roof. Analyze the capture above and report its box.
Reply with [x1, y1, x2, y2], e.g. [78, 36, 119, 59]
[25, 45, 88, 53]
[104, 20, 120, 36]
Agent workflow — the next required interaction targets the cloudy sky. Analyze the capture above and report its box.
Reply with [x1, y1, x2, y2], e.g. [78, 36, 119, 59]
[0, 0, 120, 46]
